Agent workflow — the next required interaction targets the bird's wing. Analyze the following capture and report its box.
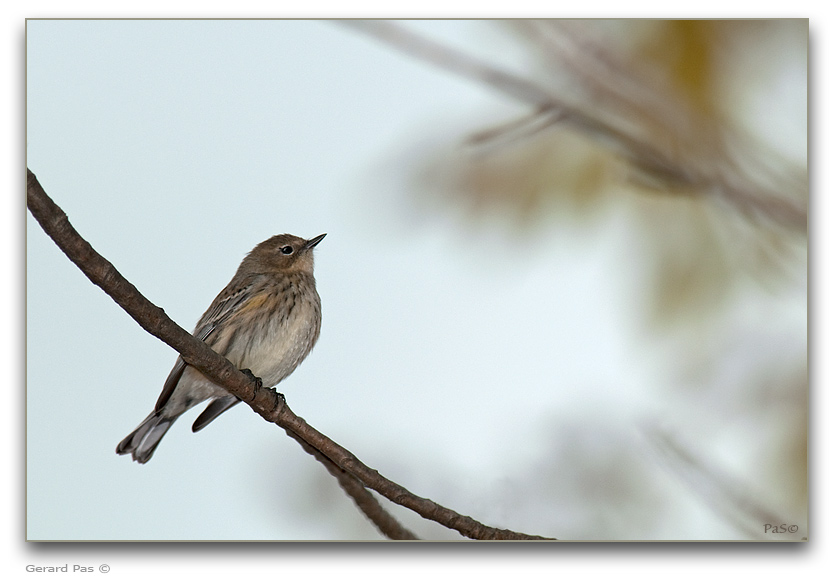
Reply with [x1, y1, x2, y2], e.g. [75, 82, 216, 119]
[193, 278, 258, 344]
[191, 396, 241, 432]
[154, 277, 258, 411]
[153, 354, 186, 412]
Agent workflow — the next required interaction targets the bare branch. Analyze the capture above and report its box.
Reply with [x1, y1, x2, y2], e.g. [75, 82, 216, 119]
[341, 20, 807, 233]
[26, 169, 552, 541]
[284, 429, 419, 540]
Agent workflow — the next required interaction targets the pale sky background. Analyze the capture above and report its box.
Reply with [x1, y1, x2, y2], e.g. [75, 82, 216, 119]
[11, 5, 826, 577]
[26, 18, 656, 540]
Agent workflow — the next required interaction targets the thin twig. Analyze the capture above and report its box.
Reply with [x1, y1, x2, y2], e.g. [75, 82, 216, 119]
[284, 429, 419, 540]
[27, 169, 552, 541]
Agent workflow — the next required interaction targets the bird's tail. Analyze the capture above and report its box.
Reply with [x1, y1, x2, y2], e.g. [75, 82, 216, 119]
[116, 411, 177, 464]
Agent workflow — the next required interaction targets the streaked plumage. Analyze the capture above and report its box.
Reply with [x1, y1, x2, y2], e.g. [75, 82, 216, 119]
[117, 233, 325, 463]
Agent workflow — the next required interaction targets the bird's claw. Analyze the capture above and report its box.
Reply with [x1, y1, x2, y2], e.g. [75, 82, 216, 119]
[240, 368, 262, 387]
[240, 368, 263, 402]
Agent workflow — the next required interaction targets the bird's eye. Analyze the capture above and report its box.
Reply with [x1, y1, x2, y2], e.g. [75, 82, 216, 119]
[280, 245, 294, 255]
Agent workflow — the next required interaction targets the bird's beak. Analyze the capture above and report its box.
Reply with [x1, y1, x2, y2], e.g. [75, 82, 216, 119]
[304, 233, 327, 250]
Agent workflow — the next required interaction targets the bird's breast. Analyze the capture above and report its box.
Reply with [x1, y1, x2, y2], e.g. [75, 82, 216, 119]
[226, 285, 321, 388]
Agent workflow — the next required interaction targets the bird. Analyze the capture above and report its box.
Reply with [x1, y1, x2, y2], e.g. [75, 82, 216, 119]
[116, 233, 326, 463]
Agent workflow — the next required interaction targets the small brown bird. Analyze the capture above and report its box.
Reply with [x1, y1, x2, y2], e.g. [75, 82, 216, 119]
[117, 233, 325, 463]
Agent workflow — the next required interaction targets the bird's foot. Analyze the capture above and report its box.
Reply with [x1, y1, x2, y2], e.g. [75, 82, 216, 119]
[240, 368, 263, 402]
[240, 368, 263, 388]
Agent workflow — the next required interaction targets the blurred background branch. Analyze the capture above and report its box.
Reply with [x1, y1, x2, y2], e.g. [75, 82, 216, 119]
[345, 20, 807, 233]
[345, 19, 807, 539]
[642, 422, 799, 540]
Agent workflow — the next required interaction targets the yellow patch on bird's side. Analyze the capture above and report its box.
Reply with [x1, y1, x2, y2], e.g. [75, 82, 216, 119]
[234, 291, 272, 315]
